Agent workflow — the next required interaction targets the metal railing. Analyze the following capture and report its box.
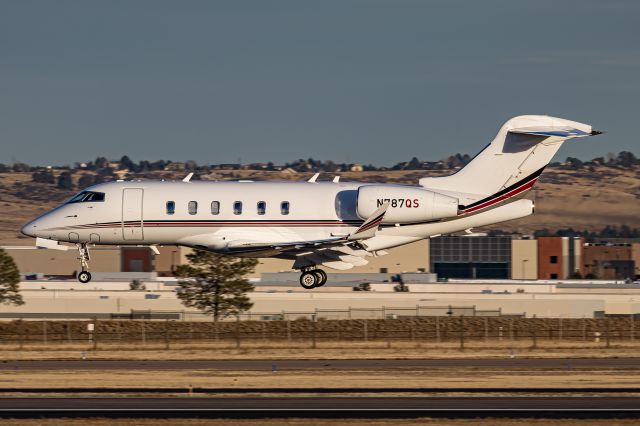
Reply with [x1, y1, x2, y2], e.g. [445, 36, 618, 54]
[0, 317, 636, 351]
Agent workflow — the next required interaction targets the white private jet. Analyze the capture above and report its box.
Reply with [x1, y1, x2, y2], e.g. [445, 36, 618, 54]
[22, 115, 600, 288]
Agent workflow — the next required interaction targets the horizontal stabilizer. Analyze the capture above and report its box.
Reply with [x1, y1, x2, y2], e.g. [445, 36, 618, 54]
[509, 126, 599, 138]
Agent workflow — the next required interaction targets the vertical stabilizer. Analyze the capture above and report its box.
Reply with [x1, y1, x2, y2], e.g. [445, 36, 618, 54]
[419, 115, 599, 212]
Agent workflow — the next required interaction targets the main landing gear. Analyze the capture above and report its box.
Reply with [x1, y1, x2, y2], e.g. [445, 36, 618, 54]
[77, 243, 92, 283]
[299, 268, 328, 290]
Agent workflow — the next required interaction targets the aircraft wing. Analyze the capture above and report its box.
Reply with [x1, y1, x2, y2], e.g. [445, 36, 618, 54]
[223, 236, 348, 255]
[222, 236, 381, 270]
[218, 202, 389, 270]
[220, 204, 390, 269]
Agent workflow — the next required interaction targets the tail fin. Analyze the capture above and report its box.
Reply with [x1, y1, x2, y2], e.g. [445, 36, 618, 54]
[419, 115, 600, 212]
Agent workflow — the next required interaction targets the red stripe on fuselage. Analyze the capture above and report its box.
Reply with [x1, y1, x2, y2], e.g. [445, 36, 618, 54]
[462, 178, 538, 214]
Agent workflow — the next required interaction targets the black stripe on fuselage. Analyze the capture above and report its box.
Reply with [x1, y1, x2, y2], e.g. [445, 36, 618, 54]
[56, 219, 364, 230]
[459, 166, 545, 210]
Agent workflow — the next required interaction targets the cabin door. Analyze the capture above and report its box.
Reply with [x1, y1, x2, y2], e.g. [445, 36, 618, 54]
[122, 188, 144, 240]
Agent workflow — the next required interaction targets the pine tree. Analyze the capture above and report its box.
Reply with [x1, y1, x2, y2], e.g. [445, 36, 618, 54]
[174, 251, 257, 321]
[78, 173, 96, 189]
[57, 171, 74, 190]
[0, 249, 24, 306]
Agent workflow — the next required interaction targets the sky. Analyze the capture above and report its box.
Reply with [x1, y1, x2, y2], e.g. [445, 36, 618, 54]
[1, 0, 639, 167]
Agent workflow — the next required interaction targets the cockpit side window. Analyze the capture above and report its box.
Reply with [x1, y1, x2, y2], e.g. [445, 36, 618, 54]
[84, 192, 105, 202]
[67, 191, 105, 203]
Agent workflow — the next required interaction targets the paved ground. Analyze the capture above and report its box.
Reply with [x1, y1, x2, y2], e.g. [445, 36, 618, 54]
[0, 396, 639, 412]
[2, 358, 640, 371]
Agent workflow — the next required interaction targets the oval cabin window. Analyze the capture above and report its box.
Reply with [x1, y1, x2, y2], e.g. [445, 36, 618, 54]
[211, 201, 220, 215]
[166, 201, 175, 215]
[257, 201, 266, 215]
[188, 201, 198, 215]
[281, 201, 290, 215]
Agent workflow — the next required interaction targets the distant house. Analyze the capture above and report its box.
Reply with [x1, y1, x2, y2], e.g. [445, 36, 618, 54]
[349, 164, 364, 172]
[217, 164, 242, 170]
[113, 170, 129, 179]
[248, 163, 270, 170]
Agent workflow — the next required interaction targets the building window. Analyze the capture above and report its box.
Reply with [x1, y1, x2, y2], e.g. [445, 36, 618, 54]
[257, 201, 266, 215]
[550, 273, 558, 279]
[233, 201, 243, 215]
[550, 255, 558, 264]
[211, 201, 220, 215]
[188, 201, 198, 215]
[166, 201, 175, 215]
[281, 201, 290, 215]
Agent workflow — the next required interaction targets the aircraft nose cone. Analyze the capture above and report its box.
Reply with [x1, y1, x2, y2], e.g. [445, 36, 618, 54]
[21, 221, 37, 238]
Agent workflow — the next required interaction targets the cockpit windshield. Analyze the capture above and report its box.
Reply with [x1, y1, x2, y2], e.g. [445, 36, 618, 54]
[67, 191, 106, 203]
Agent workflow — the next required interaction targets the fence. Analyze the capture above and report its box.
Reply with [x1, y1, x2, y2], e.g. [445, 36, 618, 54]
[0, 317, 638, 350]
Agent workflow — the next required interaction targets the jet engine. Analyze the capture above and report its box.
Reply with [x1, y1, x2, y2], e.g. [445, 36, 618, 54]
[356, 185, 459, 223]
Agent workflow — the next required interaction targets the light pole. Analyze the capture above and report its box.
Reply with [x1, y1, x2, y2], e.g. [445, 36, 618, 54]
[521, 259, 529, 280]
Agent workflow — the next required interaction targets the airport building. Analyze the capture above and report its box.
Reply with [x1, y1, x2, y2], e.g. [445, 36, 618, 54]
[537, 236, 584, 280]
[3, 237, 640, 322]
[429, 235, 512, 279]
[3, 236, 638, 281]
[583, 244, 636, 280]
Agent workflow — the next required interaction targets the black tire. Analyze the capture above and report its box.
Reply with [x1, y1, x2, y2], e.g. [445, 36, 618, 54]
[299, 271, 318, 289]
[78, 271, 92, 283]
[314, 269, 328, 287]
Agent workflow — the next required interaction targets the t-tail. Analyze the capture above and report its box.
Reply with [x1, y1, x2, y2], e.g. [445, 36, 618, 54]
[419, 115, 602, 214]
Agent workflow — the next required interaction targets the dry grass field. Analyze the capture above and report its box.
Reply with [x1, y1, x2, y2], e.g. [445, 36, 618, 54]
[2, 339, 640, 361]
[1, 164, 639, 244]
[2, 361, 640, 389]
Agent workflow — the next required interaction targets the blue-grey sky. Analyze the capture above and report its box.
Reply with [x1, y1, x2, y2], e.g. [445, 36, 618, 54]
[1, 0, 639, 166]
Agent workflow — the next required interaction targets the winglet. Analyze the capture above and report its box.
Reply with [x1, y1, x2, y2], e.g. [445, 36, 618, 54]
[307, 173, 320, 183]
[182, 173, 194, 182]
[348, 202, 389, 241]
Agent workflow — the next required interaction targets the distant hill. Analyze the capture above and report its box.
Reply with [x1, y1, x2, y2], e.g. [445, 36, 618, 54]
[1, 162, 638, 245]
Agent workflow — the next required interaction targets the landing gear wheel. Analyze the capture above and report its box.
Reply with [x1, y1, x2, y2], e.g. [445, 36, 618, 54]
[299, 271, 318, 289]
[314, 269, 328, 287]
[76, 243, 92, 283]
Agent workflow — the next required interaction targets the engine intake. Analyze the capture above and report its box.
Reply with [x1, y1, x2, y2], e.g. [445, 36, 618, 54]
[357, 185, 459, 223]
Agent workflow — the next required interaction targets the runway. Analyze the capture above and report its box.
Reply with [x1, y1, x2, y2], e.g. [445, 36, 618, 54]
[2, 357, 640, 371]
[0, 396, 638, 418]
[3, 358, 639, 418]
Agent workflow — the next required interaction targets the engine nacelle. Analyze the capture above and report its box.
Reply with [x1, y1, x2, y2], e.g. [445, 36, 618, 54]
[357, 185, 459, 223]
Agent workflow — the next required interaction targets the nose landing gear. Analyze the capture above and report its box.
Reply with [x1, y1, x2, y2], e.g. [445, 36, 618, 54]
[77, 243, 92, 283]
[299, 268, 328, 289]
